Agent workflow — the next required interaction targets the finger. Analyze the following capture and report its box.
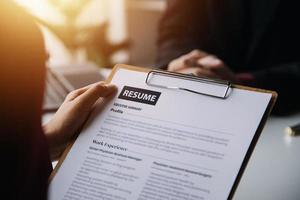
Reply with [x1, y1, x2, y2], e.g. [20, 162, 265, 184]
[184, 59, 204, 68]
[65, 88, 89, 101]
[168, 57, 186, 72]
[168, 50, 208, 72]
[186, 49, 208, 59]
[197, 55, 224, 69]
[65, 82, 100, 101]
[178, 68, 220, 79]
[75, 83, 117, 108]
[169, 57, 200, 72]
[182, 50, 209, 68]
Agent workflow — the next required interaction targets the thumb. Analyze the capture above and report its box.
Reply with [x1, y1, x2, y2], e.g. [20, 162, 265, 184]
[75, 82, 117, 108]
[198, 55, 223, 69]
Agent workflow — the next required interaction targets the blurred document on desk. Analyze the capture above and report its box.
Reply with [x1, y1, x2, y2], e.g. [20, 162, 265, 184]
[49, 67, 272, 200]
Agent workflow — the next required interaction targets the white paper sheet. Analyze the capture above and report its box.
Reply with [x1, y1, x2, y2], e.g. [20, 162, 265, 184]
[48, 68, 272, 200]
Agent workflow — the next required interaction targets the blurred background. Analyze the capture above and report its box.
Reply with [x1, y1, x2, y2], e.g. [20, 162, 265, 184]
[14, 0, 166, 68]
[4, 2, 300, 200]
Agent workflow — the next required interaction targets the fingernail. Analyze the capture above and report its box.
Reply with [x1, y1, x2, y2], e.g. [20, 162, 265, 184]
[211, 58, 222, 65]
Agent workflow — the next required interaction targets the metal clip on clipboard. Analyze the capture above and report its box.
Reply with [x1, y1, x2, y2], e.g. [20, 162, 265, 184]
[145, 70, 232, 99]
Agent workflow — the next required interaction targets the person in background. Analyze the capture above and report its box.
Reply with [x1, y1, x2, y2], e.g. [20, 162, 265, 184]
[157, 0, 300, 115]
[0, 1, 116, 199]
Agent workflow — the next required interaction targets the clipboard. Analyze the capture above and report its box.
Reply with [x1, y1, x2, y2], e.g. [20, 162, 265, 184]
[50, 64, 277, 200]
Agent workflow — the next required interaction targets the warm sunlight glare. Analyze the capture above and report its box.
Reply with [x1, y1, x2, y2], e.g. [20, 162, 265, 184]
[13, 0, 127, 65]
[14, 0, 64, 24]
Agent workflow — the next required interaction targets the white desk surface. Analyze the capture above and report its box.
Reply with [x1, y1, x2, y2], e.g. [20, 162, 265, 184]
[42, 68, 300, 199]
[234, 113, 300, 200]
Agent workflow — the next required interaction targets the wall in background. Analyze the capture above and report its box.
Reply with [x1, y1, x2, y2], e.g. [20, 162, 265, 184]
[14, 0, 166, 67]
[126, 0, 166, 67]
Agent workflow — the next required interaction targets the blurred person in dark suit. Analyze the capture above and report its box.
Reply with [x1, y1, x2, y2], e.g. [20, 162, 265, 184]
[157, 0, 300, 114]
[0, 1, 116, 199]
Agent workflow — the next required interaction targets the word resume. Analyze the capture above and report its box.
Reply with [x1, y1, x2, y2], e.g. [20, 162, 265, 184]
[48, 67, 272, 200]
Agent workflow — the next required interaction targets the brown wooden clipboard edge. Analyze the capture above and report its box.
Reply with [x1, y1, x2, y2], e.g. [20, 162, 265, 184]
[228, 84, 277, 199]
[49, 64, 278, 199]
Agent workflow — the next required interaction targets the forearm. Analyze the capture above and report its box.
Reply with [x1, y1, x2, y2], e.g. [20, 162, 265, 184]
[43, 123, 68, 161]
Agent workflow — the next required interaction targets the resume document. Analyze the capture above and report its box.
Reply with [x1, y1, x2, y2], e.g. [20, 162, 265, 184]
[48, 68, 272, 200]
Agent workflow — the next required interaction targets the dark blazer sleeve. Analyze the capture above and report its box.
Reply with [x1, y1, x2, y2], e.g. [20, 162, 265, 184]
[156, 0, 211, 68]
[247, 1, 300, 115]
[252, 63, 300, 115]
